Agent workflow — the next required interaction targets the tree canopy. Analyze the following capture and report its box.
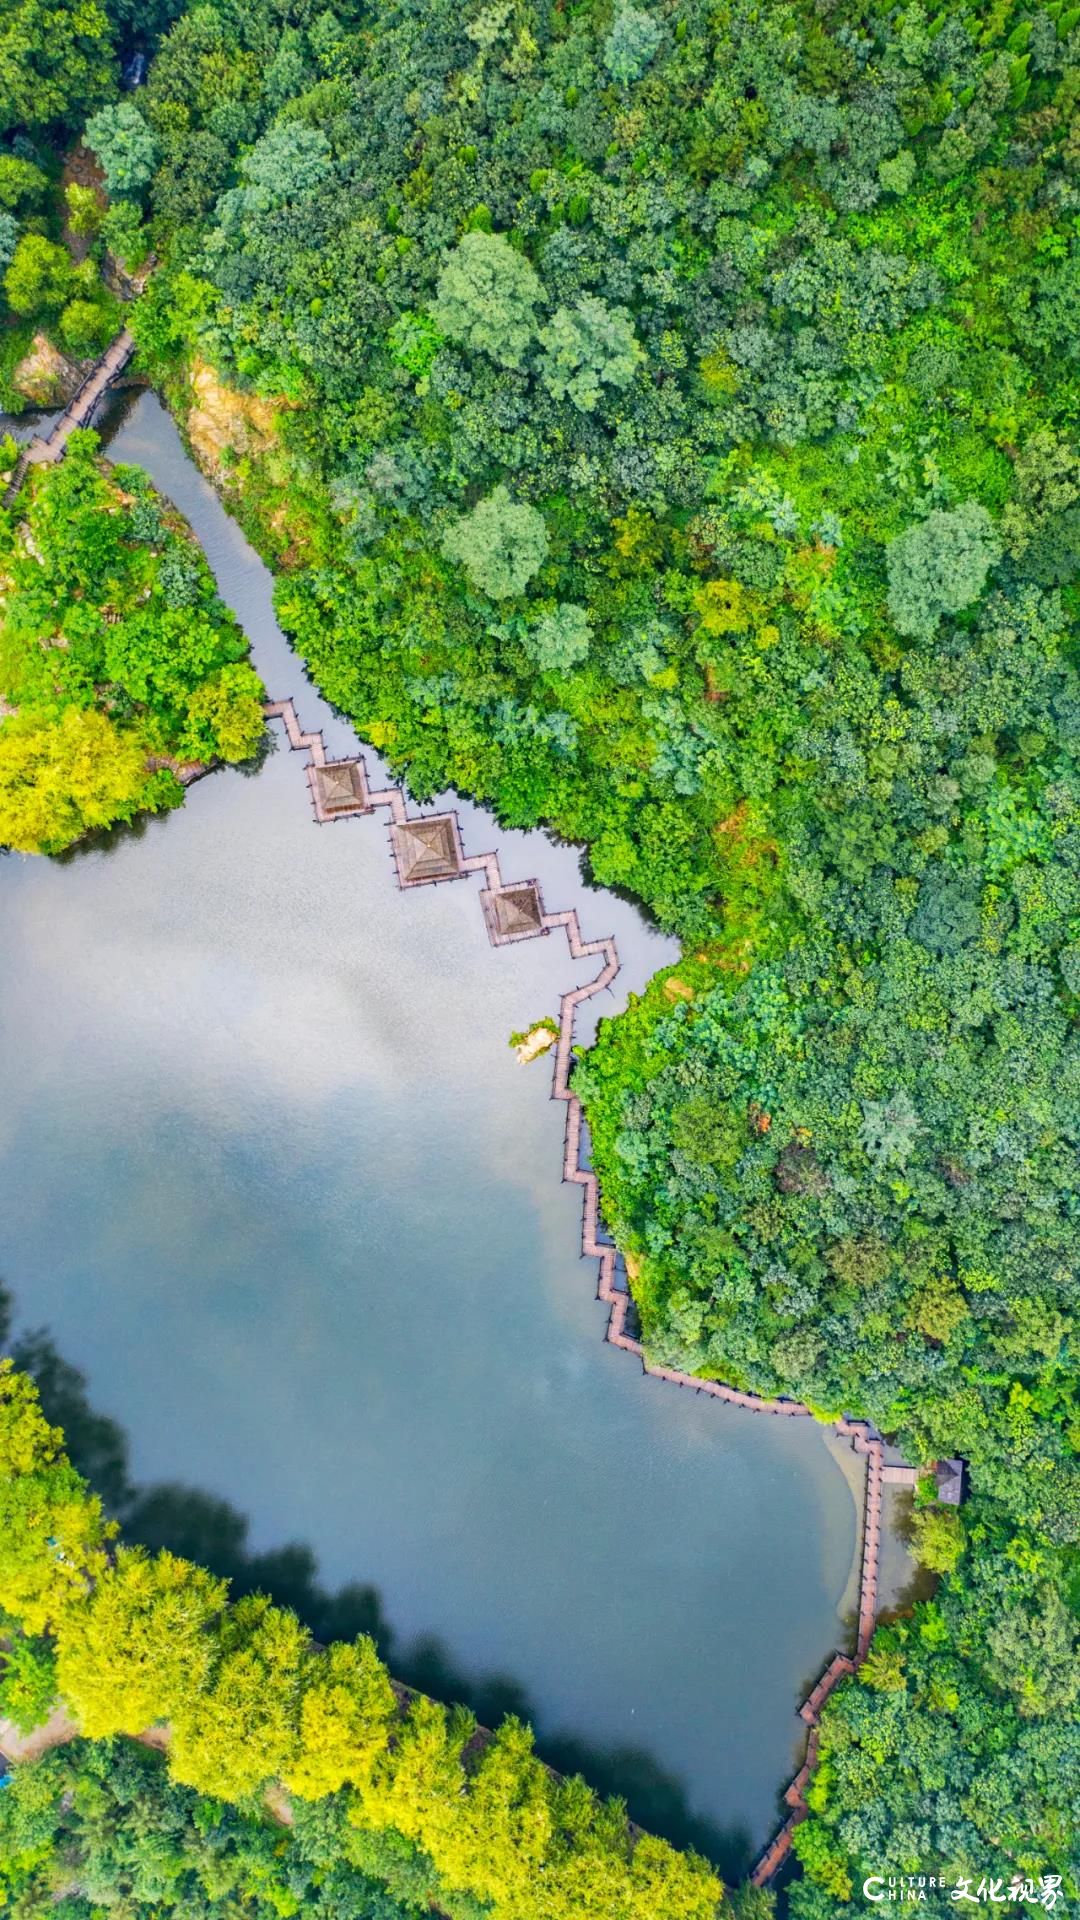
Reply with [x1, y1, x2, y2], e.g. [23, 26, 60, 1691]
[0, 432, 265, 854]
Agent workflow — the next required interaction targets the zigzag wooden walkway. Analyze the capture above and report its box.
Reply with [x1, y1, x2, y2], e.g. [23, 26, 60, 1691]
[266, 697, 886, 1885]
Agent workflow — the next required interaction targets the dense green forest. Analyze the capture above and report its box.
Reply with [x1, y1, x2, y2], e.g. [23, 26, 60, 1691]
[0, 0, 130, 411]
[0, 1737, 422, 1920]
[0, 432, 265, 851]
[3, 0, 1080, 1905]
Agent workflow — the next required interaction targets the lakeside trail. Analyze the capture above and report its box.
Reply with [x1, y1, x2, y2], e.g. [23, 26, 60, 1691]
[263, 695, 890, 1886]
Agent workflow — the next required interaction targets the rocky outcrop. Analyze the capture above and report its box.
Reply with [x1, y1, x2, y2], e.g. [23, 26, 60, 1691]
[11, 334, 86, 409]
[185, 360, 280, 480]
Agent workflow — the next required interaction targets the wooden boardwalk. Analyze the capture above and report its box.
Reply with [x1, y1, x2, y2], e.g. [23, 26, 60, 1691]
[265, 695, 891, 1887]
[4, 328, 135, 504]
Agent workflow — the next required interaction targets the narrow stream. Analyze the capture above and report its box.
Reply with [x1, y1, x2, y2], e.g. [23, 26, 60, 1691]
[0, 391, 860, 1870]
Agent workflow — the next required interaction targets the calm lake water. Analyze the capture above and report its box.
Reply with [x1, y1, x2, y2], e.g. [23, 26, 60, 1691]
[0, 394, 858, 1869]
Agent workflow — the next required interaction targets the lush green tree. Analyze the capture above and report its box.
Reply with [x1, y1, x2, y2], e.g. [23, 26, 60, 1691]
[525, 602, 592, 671]
[603, 4, 663, 84]
[886, 503, 1003, 640]
[58, 294, 116, 355]
[984, 1585, 1080, 1719]
[0, 1737, 425, 1919]
[431, 231, 542, 370]
[85, 101, 159, 200]
[0, 0, 114, 137]
[539, 297, 643, 411]
[101, 197, 148, 269]
[440, 487, 549, 600]
[0, 1622, 58, 1733]
[0, 153, 46, 211]
[4, 233, 74, 316]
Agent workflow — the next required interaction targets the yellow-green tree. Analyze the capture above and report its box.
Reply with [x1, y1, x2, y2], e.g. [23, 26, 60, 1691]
[433, 1717, 552, 1908]
[357, 1693, 472, 1864]
[281, 1636, 395, 1799]
[169, 1592, 310, 1800]
[55, 1547, 226, 1737]
[909, 1505, 965, 1575]
[179, 661, 266, 763]
[0, 709, 175, 855]
[622, 1830, 728, 1920]
[0, 1359, 111, 1635]
[528, 1772, 725, 1920]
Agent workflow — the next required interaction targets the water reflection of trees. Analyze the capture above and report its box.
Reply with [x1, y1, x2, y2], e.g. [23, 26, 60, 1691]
[0, 1281, 750, 1876]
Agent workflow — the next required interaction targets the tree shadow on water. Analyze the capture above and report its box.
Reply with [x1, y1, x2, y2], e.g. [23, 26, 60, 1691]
[6, 1312, 394, 1660]
[3, 1288, 746, 1873]
[394, 1632, 752, 1879]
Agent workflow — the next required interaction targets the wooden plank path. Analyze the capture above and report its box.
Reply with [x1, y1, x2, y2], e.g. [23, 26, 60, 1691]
[3, 329, 135, 504]
[264, 698, 889, 1887]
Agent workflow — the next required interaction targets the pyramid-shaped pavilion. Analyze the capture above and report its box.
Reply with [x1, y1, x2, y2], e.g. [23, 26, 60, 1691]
[390, 814, 465, 886]
[482, 881, 546, 946]
[311, 759, 370, 821]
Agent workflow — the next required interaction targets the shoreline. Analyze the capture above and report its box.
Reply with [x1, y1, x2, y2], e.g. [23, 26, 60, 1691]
[4, 356, 893, 1886]
[264, 690, 889, 1888]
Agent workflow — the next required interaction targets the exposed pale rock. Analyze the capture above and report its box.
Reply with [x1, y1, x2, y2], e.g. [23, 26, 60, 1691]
[11, 333, 83, 409]
[186, 359, 280, 477]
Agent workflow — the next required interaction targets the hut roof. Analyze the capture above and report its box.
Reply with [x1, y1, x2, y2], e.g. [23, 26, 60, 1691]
[314, 761, 368, 815]
[935, 1458, 965, 1506]
[492, 884, 544, 938]
[392, 815, 463, 883]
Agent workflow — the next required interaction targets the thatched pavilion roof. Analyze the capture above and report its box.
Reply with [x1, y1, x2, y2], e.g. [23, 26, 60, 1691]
[391, 814, 464, 885]
[313, 760, 369, 817]
[482, 881, 546, 945]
